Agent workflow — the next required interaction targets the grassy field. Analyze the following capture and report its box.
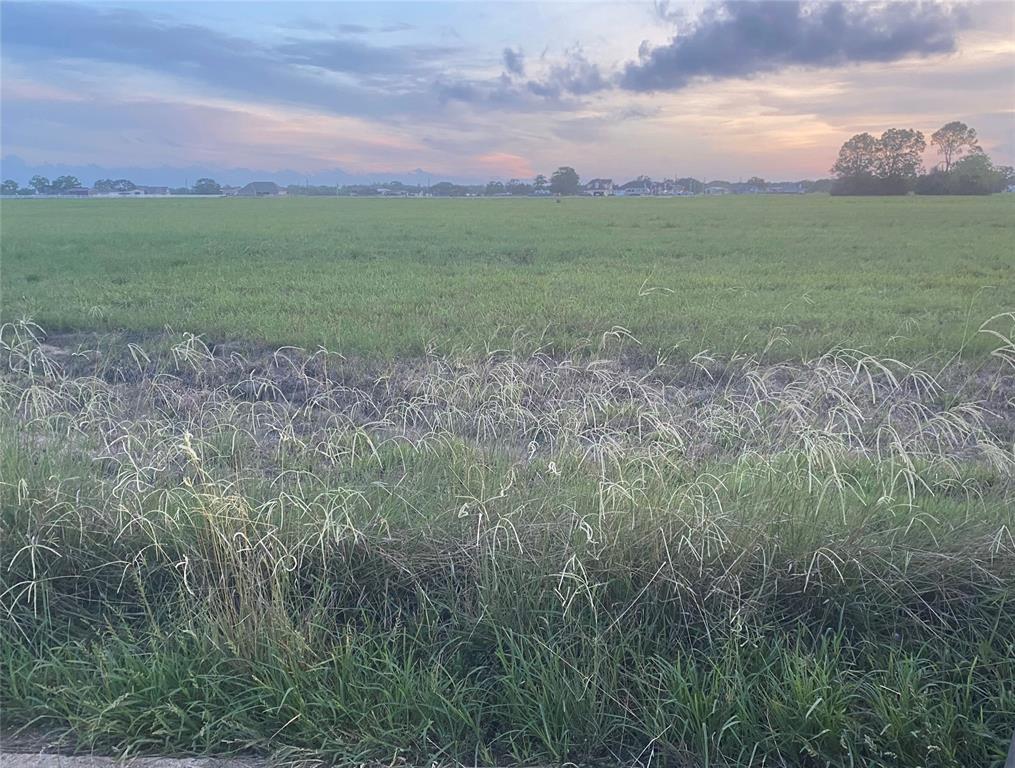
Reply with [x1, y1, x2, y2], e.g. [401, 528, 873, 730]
[2, 195, 1013, 360]
[1, 196, 1014, 767]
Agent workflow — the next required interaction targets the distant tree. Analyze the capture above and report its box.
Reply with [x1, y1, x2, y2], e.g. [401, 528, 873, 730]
[506, 178, 532, 195]
[831, 129, 925, 195]
[485, 180, 506, 195]
[677, 177, 704, 194]
[802, 179, 835, 193]
[29, 175, 51, 194]
[16, 186, 36, 196]
[831, 133, 878, 179]
[1, 179, 18, 195]
[193, 178, 221, 195]
[549, 166, 580, 195]
[914, 170, 952, 196]
[949, 153, 1004, 194]
[51, 175, 82, 193]
[113, 179, 136, 192]
[931, 121, 980, 172]
[747, 176, 767, 189]
[533, 174, 549, 192]
[93, 179, 116, 194]
[994, 165, 1014, 187]
[431, 181, 470, 197]
[873, 128, 925, 186]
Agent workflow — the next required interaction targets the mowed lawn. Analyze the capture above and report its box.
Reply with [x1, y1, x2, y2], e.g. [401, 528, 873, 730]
[2, 195, 1012, 359]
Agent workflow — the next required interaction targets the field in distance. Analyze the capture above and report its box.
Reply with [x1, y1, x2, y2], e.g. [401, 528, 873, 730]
[2, 194, 1013, 360]
[2, 194, 1014, 767]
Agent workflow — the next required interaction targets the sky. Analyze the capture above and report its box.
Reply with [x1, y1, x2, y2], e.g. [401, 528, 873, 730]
[2, 0, 1014, 184]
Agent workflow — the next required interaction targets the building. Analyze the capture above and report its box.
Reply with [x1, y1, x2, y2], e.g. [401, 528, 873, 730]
[138, 186, 171, 196]
[584, 178, 614, 196]
[236, 181, 283, 197]
[705, 186, 730, 195]
[766, 182, 804, 194]
[65, 187, 91, 197]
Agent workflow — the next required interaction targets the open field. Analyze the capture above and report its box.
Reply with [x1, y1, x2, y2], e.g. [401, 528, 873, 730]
[2, 196, 1014, 360]
[2, 197, 1014, 766]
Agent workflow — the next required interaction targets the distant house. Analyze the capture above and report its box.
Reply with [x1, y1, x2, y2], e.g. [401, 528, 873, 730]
[584, 178, 614, 196]
[616, 179, 653, 197]
[705, 186, 730, 195]
[236, 181, 282, 197]
[650, 180, 687, 196]
[138, 186, 170, 196]
[65, 187, 91, 197]
[766, 182, 804, 195]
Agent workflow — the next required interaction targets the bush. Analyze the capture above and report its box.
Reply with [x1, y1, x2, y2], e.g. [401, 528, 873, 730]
[830, 174, 910, 196]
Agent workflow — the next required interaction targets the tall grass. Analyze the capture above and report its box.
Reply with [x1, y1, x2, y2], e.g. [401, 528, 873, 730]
[2, 319, 1013, 766]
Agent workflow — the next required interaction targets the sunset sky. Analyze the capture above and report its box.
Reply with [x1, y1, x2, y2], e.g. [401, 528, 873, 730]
[2, 0, 1013, 183]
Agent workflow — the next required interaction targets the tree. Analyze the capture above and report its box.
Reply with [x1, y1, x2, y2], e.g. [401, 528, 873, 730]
[93, 179, 116, 194]
[931, 121, 980, 172]
[549, 166, 580, 195]
[113, 179, 136, 192]
[485, 180, 505, 196]
[950, 153, 1004, 195]
[29, 175, 51, 194]
[831, 133, 878, 179]
[913, 170, 952, 196]
[50, 175, 82, 193]
[506, 178, 532, 195]
[2, 179, 18, 195]
[747, 176, 767, 189]
[994, 165, 1014, 188]
[533, 174, 548, 192]
[873, 128, 926, 185]
[830, 133, 884, 195]
[193, 178, 221, 195]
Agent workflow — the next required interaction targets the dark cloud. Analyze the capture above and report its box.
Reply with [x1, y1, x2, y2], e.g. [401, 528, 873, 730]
[622, 1, 968, 92]
[0, 0, 981, 129]
[527, 48, 607, 98]
[435, 47, 607, 109]
[503, 47, 525, 76]
[0, 2, 437, 116]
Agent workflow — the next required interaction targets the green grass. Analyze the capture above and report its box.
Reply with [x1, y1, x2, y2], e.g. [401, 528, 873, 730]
[2, 195, 1013, 360]
[1, 193, 1013, 765]
[1, 325, 1012, 766]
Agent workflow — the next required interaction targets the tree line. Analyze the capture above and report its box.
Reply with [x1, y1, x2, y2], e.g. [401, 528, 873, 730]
[7, 125, 1012, 198]
[831, 121, 1013, 196]
[0, 176, 224, 196]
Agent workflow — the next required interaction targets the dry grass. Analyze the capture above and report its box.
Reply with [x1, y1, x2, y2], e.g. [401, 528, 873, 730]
[2, 318, 1013, 766]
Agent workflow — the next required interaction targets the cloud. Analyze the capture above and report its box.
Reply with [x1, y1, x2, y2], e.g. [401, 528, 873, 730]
[274, 38, 458, 79]
[474, 151, 535, 178]
[0, 2, 437, 117]
[527, 47, 608, 98]
[503, 47, 525, 77]
[622, 1, 969, 92]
